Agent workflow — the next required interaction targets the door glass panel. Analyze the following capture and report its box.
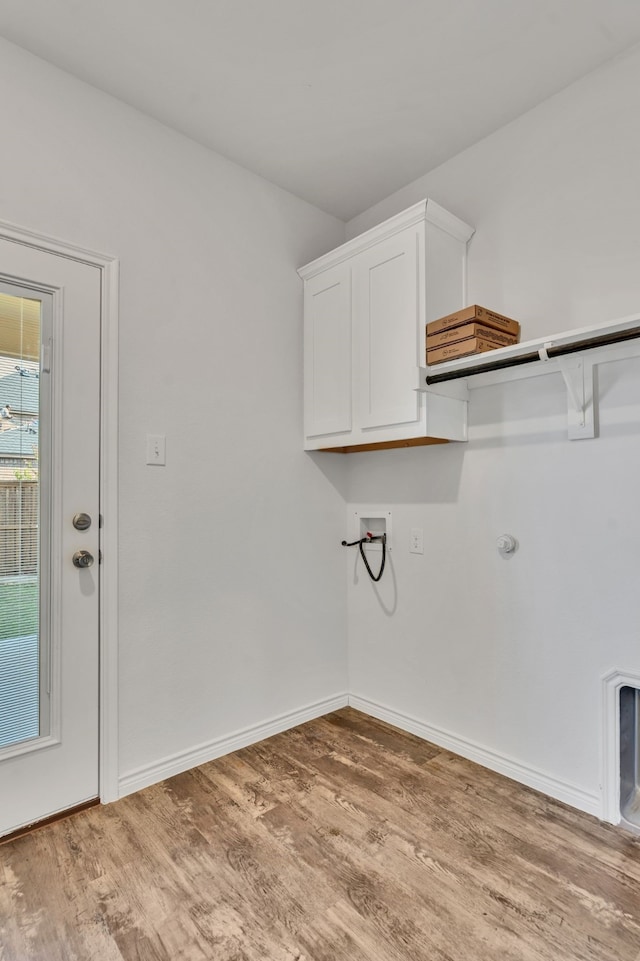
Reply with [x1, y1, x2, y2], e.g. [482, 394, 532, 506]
[0, 290, 46, 748]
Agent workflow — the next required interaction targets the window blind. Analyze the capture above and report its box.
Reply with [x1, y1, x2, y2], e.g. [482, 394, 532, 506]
[0, 292, 41, 748]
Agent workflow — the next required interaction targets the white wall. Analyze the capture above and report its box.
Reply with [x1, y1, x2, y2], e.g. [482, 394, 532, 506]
[6, 29, 640, 818]
[0, 37, 348, 782]
[345, 46, 640, 815]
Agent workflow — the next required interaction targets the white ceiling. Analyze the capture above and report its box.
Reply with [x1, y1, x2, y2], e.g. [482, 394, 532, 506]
[1, 0, 640, 220]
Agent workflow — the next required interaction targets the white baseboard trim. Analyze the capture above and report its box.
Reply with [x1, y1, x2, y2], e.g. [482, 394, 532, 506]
[118, 690, 602, 818]
[118, 692, 349, 798]
[349, 694, 601, 818]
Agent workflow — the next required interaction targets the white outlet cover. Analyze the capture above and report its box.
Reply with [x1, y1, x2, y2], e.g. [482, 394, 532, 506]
[146, 433, 166, 466]
[410, 527, 424, 554]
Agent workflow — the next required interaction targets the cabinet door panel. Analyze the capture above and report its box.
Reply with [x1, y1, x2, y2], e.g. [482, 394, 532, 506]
[304, 266, 352, 440]
[356, 229, 421, 431]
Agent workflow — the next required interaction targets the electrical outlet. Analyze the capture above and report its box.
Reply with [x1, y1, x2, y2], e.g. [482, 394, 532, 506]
[146, 434, 166, 466]
[410, 527, 424, 554]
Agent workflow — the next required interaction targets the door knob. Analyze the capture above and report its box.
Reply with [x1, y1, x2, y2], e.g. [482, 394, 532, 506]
[72, 550, 94, 569]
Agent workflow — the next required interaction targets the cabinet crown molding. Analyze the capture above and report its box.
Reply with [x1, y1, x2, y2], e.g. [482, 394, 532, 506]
[298, 199, 474, 281]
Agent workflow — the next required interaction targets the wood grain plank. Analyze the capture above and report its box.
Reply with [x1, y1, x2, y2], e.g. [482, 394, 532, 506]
[1, 708, 639, 961]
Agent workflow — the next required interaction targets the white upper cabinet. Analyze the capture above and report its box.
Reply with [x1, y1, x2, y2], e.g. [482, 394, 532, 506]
[299, 200, 474, 452]
[355, 227, 420, 432]
[303, 263, 352, 439]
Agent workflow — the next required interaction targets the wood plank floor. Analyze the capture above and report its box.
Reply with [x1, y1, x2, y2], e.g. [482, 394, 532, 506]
[1, 708, 640, 960]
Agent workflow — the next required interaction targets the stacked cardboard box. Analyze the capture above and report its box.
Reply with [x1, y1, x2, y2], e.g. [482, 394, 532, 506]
[427, 306, 521, 365]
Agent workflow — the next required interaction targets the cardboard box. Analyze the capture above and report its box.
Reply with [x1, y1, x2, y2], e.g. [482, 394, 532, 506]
[427, 305, 520, 338]
[427, 336, 510, 366]
[427, 322, 519, 350]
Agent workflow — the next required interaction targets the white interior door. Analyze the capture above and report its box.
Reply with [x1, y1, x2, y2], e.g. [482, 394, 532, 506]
[0, 238, 101, 836]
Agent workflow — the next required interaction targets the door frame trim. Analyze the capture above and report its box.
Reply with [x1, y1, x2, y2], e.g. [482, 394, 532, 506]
[0, 218, 119, 803]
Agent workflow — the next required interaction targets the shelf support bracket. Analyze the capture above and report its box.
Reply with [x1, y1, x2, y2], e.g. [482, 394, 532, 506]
[558, 357, 595, 440]
[537, 344, 595, 439]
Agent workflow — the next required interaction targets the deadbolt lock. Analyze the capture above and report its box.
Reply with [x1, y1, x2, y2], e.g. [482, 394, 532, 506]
[73, 512, 92, 531]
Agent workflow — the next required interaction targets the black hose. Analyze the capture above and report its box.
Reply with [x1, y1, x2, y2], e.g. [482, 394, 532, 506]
[341, 533, 387, 582]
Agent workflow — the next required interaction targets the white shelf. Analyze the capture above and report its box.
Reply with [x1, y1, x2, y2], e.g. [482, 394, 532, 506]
[417, 312, 640, 440]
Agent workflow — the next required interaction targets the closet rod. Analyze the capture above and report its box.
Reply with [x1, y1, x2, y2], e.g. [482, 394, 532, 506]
[425, 324, 640, 386]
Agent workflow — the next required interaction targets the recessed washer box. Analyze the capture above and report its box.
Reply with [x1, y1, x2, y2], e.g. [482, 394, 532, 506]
[350, 507, 392, 552]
